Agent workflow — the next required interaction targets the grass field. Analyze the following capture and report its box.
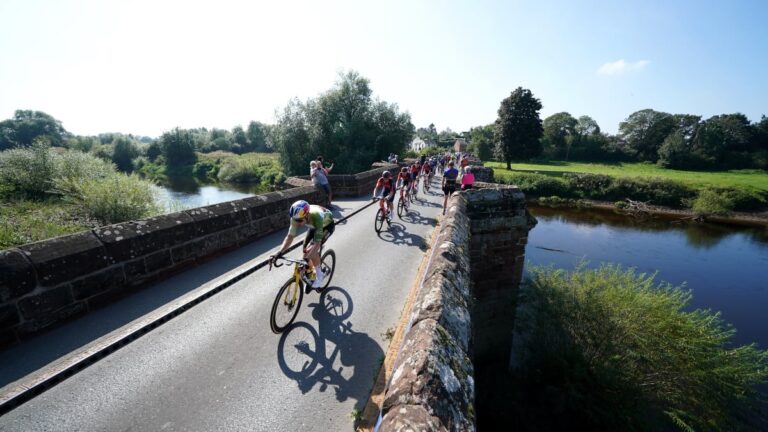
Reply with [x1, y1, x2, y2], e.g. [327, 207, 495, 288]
[486, 161, 768, 192]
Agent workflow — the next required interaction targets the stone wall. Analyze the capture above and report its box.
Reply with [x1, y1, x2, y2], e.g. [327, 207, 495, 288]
[0, 164, 398, 347]
[379, 186, 535, 431]
[285, 164, 399, 198]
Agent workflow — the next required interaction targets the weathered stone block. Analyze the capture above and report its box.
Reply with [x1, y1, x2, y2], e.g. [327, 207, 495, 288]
[17, 285, 78, 322]
[0, 248, 36, 301]
[0, 304, 20, 328]
[71, 267, 126, 301]
[124, 258, 147, 279]
[383, 319, 475, 431]
[379, 404, 447, 432]
[145, 250, 172, 273]
[410, 274, 472, 351]
[93, 212, 197, 262]
[18, 232, 109, 287]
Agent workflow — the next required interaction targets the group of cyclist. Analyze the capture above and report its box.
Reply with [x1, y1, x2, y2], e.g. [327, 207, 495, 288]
[270, 153, 476, 290]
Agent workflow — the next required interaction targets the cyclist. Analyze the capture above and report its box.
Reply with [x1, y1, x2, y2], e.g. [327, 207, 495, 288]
[420, 161, 431, 189]
[372, 170, 396, 222]
[270, 200, 335, 289]
[396, 166, 411, 204]
[409, 161, 421, 190]
[442, 160, 459, 215]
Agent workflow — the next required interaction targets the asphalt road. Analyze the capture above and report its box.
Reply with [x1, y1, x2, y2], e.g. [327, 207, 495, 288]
[0, 178, 445, 432]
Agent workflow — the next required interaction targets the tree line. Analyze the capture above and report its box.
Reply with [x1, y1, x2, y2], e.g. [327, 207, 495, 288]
[464, 89, 768, 171]
[1, 71, 414, 176]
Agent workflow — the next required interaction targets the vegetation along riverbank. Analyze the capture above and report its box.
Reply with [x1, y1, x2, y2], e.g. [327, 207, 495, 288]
[489, 161, 768, 223]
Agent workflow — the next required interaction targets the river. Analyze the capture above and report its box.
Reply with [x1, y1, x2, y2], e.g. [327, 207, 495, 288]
[153, 181, 768, 348]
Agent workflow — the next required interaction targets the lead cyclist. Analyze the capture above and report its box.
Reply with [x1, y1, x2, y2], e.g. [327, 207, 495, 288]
[270, 200, 335, 289]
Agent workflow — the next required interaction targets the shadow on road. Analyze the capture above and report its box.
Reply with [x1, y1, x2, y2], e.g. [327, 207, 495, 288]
[376, 222, 427, 248]
[399, 209, 437, 227]
[276, 286, 383, 416]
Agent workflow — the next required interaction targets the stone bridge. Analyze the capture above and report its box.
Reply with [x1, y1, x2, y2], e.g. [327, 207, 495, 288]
[0, 161, 534, 431]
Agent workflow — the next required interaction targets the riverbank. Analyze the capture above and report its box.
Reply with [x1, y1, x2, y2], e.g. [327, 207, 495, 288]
[531, 197, 768, 228]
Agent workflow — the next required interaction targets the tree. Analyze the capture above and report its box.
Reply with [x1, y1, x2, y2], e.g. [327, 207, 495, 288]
[246, 121, 268, 152]
[0, 110, 69, 150]
[468, 124, 494, 161]
[494, 87, 543, 169]
[231, 125, 248, 154]
[692, 114, 753, 168]
[542, 112, 577, 160]
[619, 109, 675, 162]
[273, 70, 413, 175]
[112, 136, 139, 172]
[160, 128, 197, 167]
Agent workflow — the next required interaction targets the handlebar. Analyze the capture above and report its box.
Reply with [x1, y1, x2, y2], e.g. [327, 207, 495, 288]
[269, 255, 308, 270]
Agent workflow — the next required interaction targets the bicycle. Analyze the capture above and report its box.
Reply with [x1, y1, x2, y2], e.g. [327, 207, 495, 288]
[422, 173, 430, 193]
[397, 186, 410, 219]
[411, 177, 419, 202]
[268, 249, 336, 333]
[374, 196, 392, 233]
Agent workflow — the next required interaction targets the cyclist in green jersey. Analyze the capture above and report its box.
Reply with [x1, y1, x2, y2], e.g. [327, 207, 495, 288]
[270, 200, 335, 288]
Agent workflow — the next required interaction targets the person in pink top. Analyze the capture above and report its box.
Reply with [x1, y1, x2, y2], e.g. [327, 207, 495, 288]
[460, 166, 475, 190]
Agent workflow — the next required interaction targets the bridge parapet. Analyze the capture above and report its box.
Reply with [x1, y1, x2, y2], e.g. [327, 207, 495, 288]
[379, 184, 536, 431]
[0, 164, 397, 347]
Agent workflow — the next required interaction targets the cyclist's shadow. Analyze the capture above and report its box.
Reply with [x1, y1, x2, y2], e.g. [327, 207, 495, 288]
[276, 286, 383, 411]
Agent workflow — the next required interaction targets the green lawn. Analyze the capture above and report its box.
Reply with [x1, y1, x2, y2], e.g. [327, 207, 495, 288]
[486, 161, 768, 192]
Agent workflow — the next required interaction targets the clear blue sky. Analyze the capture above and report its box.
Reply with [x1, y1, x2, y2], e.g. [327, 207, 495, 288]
[1, 0, 766, 137]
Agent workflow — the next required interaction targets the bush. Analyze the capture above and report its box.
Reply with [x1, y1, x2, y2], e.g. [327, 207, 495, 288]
[606, 177, 694, 207]
[495, 172, 571, 197]
[55, 174, 160, 224]
[562, 173, 695, 208]
[216, 156, 285, 185]
[687, 187, 767, 215]
[0, 141, 58, 197]
[514, 264, 768, 431]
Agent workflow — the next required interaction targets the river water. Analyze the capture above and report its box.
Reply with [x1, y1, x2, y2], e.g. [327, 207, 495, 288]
[152, 181, 768, 349]
[527, 204, 768, 348]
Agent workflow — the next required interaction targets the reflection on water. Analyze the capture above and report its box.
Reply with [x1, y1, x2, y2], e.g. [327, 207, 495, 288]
[527, 204, 768, 348]
[153, 176, 272, 211]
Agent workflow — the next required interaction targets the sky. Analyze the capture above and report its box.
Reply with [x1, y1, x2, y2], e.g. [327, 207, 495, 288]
[1, 0, 766, 137]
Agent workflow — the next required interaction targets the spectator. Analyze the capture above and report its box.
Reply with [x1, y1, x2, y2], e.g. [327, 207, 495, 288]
[316, 156, 334, 205]
[310, 160, 332, 206]
[460, 166, 475, 190]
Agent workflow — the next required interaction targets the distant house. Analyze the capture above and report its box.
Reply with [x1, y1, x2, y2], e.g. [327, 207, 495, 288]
[408, 137, 429, 152]
[453, 138, 468, 153]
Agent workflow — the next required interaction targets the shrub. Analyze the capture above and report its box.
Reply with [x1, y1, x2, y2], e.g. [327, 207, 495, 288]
[496, 172, 571, 197]
[55, 174, 160, 224]
[0, 141, 59, 197]
[216, 156, 285, 185]
[606, 177, 694, 207]
[562, 172, 613, 195]
[515, 264, 768, 431]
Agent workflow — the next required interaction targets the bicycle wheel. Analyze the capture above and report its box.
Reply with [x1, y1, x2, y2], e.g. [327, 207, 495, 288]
[374, 208, 384, 233]
[318, 249, 336, 291]
[423, 178, 429, 193]
[397, 197, 405, 218]
[270, 277, 303, 334]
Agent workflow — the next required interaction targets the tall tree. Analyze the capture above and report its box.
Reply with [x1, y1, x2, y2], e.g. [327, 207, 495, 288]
[112, 136, 139, 172]
[619, 109, 675, 162]
[542, 112, 577, 160]
[468, 124, 494, 161]
[0, 110, 69, 150]
[692, 113, 754, 167]
[494, 87, 543, 169]
[246, 121, 268, 152]
[160, 128, 197, 167]
[273, 70, 413, 175]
